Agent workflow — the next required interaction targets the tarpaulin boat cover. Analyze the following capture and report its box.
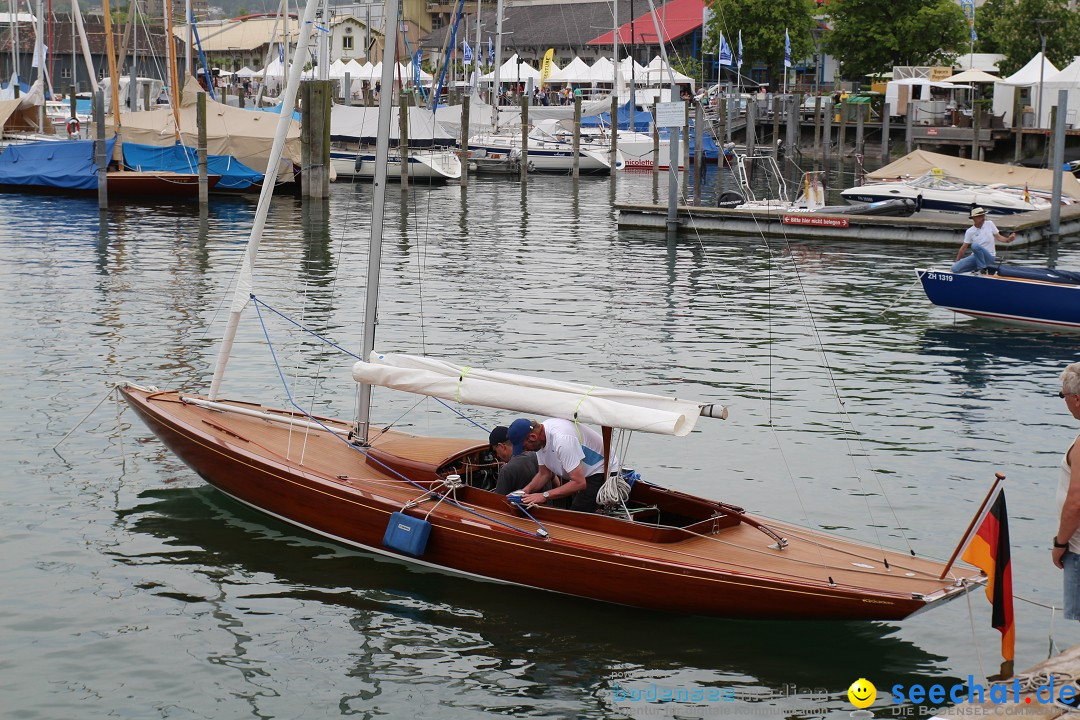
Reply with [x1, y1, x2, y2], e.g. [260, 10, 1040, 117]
[122, 142, 263, 190]
[114, 75, 300, 178]
[869, 149, 1080, 200]
[330, 104, 456, 147]
[995, 264, 1080, 285]
[581, 94, 652, 132]
[0, 136, 116, 190]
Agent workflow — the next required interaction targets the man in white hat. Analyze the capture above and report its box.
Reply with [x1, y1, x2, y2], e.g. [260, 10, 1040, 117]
[951, 207, 1016, 274]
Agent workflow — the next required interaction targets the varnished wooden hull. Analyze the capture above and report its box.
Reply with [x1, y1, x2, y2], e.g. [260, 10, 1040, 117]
[120, 386, 982, 620]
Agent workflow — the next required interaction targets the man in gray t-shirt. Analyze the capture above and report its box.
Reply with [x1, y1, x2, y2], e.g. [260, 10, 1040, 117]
[488, 425, 556, 499]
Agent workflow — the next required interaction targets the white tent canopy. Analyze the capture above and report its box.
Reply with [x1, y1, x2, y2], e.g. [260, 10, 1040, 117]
[642, 55, 695, 87]
[480, 53, 540, 82]
[992, 52, 1061, 128]
[1042, 56, 1080, 128]
[236, 66, 258, 78]
[619, 56, 648, 85]
[548, 56, 591, 83]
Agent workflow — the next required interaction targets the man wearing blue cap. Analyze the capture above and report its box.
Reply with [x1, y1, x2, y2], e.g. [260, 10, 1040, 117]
[488, 424, 541, 496]
[508, 417, 612, 512]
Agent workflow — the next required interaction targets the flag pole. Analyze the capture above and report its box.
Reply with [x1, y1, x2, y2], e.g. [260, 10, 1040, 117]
[939, 472, 1006, 580]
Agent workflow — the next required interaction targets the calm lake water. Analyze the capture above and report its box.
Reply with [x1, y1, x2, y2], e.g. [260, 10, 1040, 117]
[3, 164, 1080, 720]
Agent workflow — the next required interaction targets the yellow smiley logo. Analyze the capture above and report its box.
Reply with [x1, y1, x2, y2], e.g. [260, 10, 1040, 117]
[848, 678, 876, 709]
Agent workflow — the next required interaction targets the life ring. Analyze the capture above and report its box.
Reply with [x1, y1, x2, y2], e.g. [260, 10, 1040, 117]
[66, 117, 80, 135]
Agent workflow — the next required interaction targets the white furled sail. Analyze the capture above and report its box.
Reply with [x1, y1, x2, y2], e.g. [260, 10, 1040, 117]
[351, 352, 727, 436]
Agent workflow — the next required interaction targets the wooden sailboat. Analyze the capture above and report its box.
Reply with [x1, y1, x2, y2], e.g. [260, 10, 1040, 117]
[120, 0, 985, 620]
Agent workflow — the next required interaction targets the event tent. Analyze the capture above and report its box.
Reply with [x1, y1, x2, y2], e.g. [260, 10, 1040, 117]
[992, 52, 1059, 127]
[1043, 56, 1080, 128]
[480, 54, 540, 82]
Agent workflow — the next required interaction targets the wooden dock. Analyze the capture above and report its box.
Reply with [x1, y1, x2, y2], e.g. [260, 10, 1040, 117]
[616, 203, 1080, 247]
[933, 643, 1080, 719]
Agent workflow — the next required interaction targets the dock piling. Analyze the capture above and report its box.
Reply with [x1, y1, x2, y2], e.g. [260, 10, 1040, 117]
[197, 91, 208, 205]
[651, 107, 659, 178]
[813, 96, 821, 156]
[520, 94, 529, 184]
[610, 95, 618, 173]
[682, 100, 689, 201]
[399, 89, 409, 190]
[881, 103, 891, 164]
[460, 95, 470, 187]
[1052, 88, 1068, 239]
[905, 109, 913, 154]
[1013, 90, 1023, 162]
[94, 88, 106, 209]
[694, 101, 704, 205]
[573, 95, 582, 179]
[771, 95, 781, 158]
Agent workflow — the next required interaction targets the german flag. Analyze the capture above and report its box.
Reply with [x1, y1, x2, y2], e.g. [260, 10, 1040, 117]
[961, 488, 1015, 665]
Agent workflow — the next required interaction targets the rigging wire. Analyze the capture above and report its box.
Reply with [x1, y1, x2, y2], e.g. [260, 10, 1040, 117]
[646, 18, 921, 564]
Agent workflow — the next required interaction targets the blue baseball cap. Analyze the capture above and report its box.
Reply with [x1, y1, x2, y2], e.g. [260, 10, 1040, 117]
[506, 418, 533, 456]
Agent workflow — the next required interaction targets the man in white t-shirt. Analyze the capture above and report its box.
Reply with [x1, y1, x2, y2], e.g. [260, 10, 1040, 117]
[508, 417, 614, 512]
[951, 206, 1016, 274]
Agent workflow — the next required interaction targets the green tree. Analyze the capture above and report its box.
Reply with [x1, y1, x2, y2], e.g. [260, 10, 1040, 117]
[704, 0, 817, 88]
[981, 0, 1080, 76]
[822, 0, 968, 79]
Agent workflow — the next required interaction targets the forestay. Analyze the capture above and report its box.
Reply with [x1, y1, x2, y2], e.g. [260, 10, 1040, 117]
[351, 352, 727, 436]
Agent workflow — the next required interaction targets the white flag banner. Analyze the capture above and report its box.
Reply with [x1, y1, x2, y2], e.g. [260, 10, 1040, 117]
[32, 44, 47, 69]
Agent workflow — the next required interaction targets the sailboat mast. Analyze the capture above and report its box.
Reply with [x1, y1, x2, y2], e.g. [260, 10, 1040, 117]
[184, 0, 191, 76]
[354, 0, 401, 443]
[70, 0, 97, 91]
[491, 0, 502, 126]
[207, 0, 321, 401]
[472, 0, 481, 95]
[33, 0, 42, 126]
[101, 0, 120, 128]
[164, 0, 182, 137]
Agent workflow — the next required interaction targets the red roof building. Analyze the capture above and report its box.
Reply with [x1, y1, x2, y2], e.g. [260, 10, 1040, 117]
[587, 0, 705, 46]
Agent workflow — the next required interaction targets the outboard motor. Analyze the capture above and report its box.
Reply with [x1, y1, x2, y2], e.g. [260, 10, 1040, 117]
[716, 191, 745, 209]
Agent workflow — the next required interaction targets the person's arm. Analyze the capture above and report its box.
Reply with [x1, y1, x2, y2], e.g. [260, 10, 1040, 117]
[522, 463, 585, 506]
[519, 465, 553, 496]
[955, 242, 970, 262]
[995, 230, 1017, 244]
[1055, 440, 1080, 569]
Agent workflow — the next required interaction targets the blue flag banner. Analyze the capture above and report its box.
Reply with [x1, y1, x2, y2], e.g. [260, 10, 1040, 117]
[737, 30, 743, 69]
[279, 44, 284, 63]
[463, 40, 473, 64]
[718, 33, 733, 66]
[414, 50, 422, 86]
[784, 28, 791, 68]
[488, 37, 494, 65]
[960, 0, 977, 42]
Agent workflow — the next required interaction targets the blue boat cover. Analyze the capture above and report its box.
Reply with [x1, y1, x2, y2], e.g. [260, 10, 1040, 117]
[995, 264, 1080, 286]
[580, 94, 652, 132]
[122, 142, 264, 190]
[0, 136, 117, 190]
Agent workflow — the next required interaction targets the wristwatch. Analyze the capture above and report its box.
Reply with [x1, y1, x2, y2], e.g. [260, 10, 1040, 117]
[542, 491, 550, 500]
[1055, 537, 1069, 549]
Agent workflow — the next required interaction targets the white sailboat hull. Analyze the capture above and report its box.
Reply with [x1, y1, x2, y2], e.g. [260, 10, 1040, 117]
[331, 147, 462, 181]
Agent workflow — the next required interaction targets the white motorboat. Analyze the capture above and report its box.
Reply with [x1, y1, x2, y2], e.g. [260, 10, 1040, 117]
[331, 143, 461, 182]
[469, 119, 623, 175]
[841, 170, 1053, 215]
[330, 104, 462, 181]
